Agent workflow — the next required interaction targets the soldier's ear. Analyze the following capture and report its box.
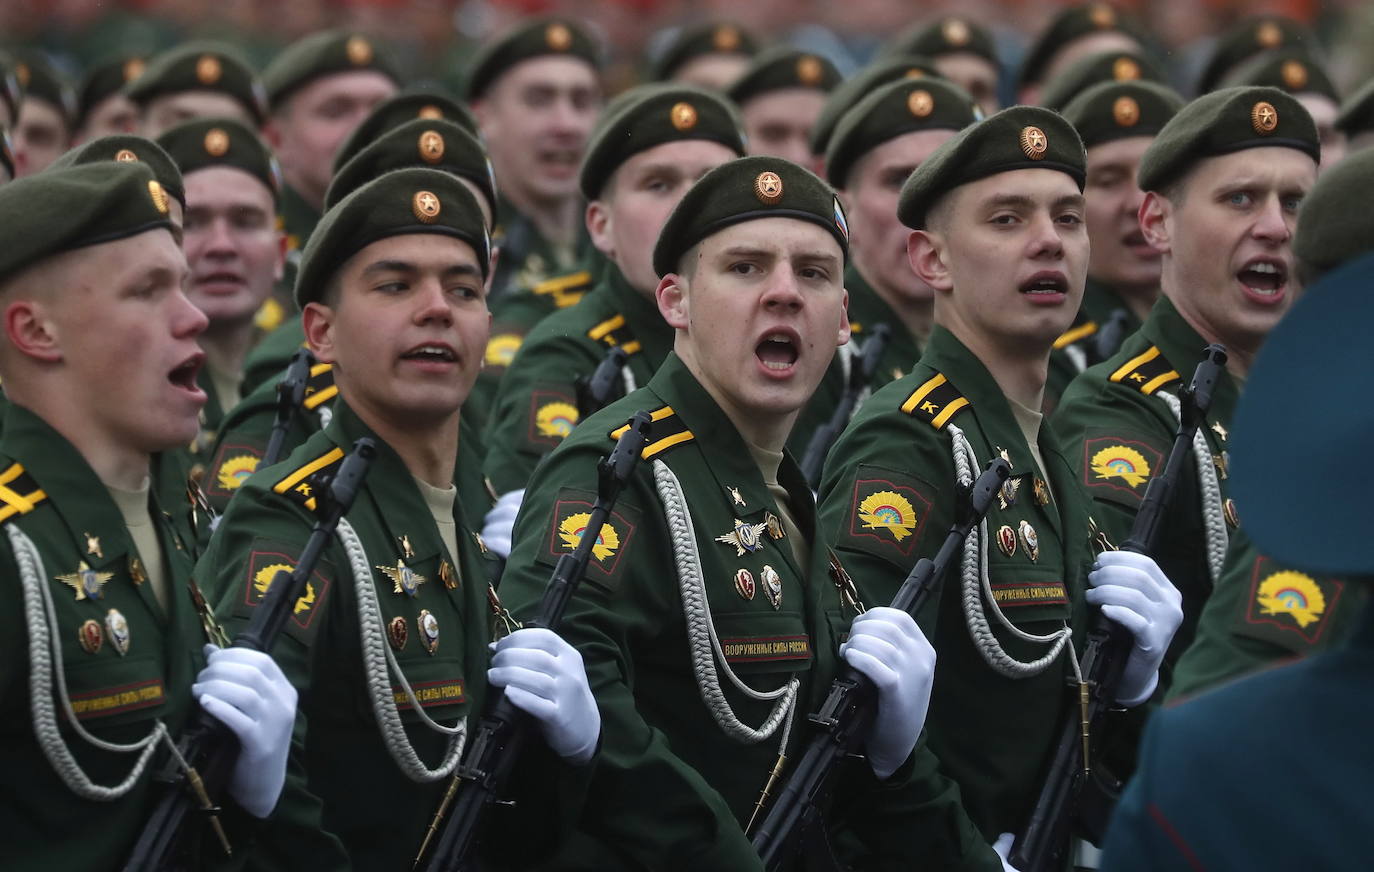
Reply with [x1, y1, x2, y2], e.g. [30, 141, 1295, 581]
[1138, 191, 1171, 254]
[3, 299, 62, 363]
[301, 301, 337, 364]
[657, 274, 688, 329]
[585, 199, 613, 258]
[907, 229, 952, 292]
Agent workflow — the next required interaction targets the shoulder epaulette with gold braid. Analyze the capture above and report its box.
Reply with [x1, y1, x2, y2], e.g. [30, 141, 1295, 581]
[900, 372, 969, 430]
[1053, 319, 1098, 350]
[610, 406, 692, 459]
[302, 362, 338, 411]
[587, 314, 641, 355]
[533, 270, 593, 309]
[1108, 345, 1180, 396]
[0, 462, 47, 524]
[272, 447, 345, 512]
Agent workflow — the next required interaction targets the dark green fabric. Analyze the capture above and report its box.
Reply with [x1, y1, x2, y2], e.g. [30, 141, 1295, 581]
[124, 41, 265, 125]
[261, 30, 400, 111]
[1045, 278, 1144, 413]
[12, 51, 76, 125]
[332, 89, 478, 173]
[1, 127, 14, 178]
[1061, 80, 1183, 150]
[843, 264, 922, 391]
[1136, 86, 1318, 192]
[501, 352, 1001, 870]
[0, 52, 22, 121]
[76, 54, 145, 128]
[1196, 15, 1314, 95]
[1018, 3, 1145, 89]
[1039, 51, 1167, 113]
[0, 161, 173, 283]
[325, 117, 494, 213]
[48, 134, 187, 207]
[241, 315, 307, 398]
[579, 82, 745, 200]
[825, 77, 978, 188]
[810, 54, 945, 157]
[487, 190, 591, 306]
[652, 155, 850, 277]
[897, 105, 1087, 230]
[724, 46, 841, 107]
[648, 20, 758, 81]
[882, 16, 999, 65]
[1223, 48, 1339, 102]
[156, 118, 280, 205]
[463, 17, 601, 100]
[1294, 147, 1374, 276]
[280, 182, 319, 262]
[1336, 75, 1374, 135]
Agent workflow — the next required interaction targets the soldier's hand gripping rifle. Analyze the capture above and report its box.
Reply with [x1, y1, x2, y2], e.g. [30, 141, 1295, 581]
[415, 410, 653, 871]
[263, 348, 316, 467]
[124, 437, 377, 871]
[751, 457, 1011, 871]
[575, 345, 630, 419]
[800, 324, 892, 489]
[1011, 344, 1227, 872]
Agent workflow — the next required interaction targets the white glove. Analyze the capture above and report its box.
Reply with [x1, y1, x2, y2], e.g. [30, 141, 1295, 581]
[193, 644, 298, 818]
[992, 832, 1023, 872]
[1086, 550, 1183, 706]
[481, 489, 524, 559]
[487, 627, 599, 765]
[838, 606, 936, 779]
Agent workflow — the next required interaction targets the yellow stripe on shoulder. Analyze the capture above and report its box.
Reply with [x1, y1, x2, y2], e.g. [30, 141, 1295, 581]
[1053, 320, 1098, 350]
[610, 406, 693, 459]
[587, 314, 643, 355]
[272, 447, 345, 512]
[1108, 345, 1180, 396]
[533, 270, 593, 308]
[900, 373, 969, 430]
[303, 362, 338, 411]
[0, 462, 47, 524]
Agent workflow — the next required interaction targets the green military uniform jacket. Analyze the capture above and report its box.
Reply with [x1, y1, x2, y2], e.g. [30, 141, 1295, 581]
[1045, 278, 1143, 413]
[482, 264, 674, 495]
[280, 184, 320, 271]
[844, 265, 922, 392]
[488, 193, 588, 310]
[238, 314, 306, 400]
[200, 401, 495, 870]
[818, 326, 1096, 845]
[0, 404, 243, 870]
[501, 353, 993, 871]
[1052, 294, 1236, 683]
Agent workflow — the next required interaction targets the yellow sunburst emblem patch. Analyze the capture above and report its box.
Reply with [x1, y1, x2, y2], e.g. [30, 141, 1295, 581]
[1090, 445, 1150, 488]
[535, 401, 579, 439]
[558, 512, 619, 561]
[1257, 570, 1326, 628]
[857, 491, 917, 542]
[253, 563, 315, 614]
[484, 333, 522, 367]
[217, 454, 260, 491]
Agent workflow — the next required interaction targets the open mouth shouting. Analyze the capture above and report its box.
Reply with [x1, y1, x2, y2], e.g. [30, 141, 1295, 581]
[1019, 270, 1069, 304]
[1235, 256, 1288, 305]
[168, 352, 207, 403]
[400, 341, 459, 372]
[755, 328, 800, 377]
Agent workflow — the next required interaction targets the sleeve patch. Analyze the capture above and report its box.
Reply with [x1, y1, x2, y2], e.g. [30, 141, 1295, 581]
[1081, 432, 1165, 509]
[234, 538, 334, 646]
[205, 441, 264, 499]
[484, 330, 525, 370]
[1240, 556, 1345, 649]
[539, 487, 641, 594]
[527, 387, 580, 449]
[837, 464, 935, 560]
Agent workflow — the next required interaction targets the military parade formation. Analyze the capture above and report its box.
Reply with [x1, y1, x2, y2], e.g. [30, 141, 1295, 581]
[2, 4, 1372, 869]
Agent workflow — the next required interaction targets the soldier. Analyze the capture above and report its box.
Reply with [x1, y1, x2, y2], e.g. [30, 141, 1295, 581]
[1167, 146, 1374, 699]
[648, 20, 759, 91]
[727, 47, 841, 170]
[1045, 80, 1184, 409]
[1195, 15, 1314, 95]
[479, 83, 745, 554]
[1053, 87, 1319, 692]
[1336, 76, 1374, 154]
[72, 54, 145, 143]
[10, 53, 75, 176]
[501, 155, 950, 869]
[1036, 49, 1166, 112]
[0, 161, 295, 870]
[199, 168, 599, 868]
[824, 76, 979, 391]
[817, 106, 1182, 864]
[1016, 4, 1146, 105]
[809, 55, 945, 162]
[125, 41, 267, 137]
[880, 16, 1002, 117]
[47, 133, 188, 229]
[1224, 49, 1346, 169]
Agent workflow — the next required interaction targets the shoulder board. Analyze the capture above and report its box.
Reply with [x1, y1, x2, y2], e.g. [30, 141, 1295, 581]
[900, 373, 969, 431]
[609, 406, 692, 460]
[1053, 320, 1098, 350]
[0, 462, 47, 524]
[302, 362, 338, 411]
[272, 446, 345, 512]
[533, 270, 593, 309]
[1108, 345, 1180, 396]
[587, 314, 642, 355]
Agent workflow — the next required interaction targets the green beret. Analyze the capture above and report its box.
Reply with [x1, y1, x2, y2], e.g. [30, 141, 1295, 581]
[1, 126, 14, 179]
[1137, 86, 1319, 192]
[726, 47, 842, 106]
[652, 155, 849, 277]
[1337, 76, 1374, 136]
[463, 18, 601, 100]
[262, 30, 401, 111]
[882, 17, 999, 65]
[810, 54, 945, 156]
[826, 77, 979, 188]
[76, 55, 146, 128]
[580, 83, 745, 200]
[0, 53, 21, 122]
[13, 52, 76, 126]
[1039, 50, 1165, 111]
[649, 21, 759, 81]
[1061, 80, 1184, 150]
[1018, 3, 1144, 90]
[0, 162, 175, 283]
[1294, 146, 1374, 277]
[48, 134, 186, 207]
[1197, 15, 1313, 95]
[125, 41, 266, 125]
[1223, 49, 1339, 103]
[897, 105, 1086, 230]
[326, 118, 495, 216]
[156, 118, 281, 204]
[334, 89, 478, 172]
[297, 167, 491, 307]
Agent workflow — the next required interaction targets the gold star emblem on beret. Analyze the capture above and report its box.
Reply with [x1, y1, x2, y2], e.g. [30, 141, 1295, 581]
[196, 54, 222, 86]
[546, 23, 573, 52]
[1256, 20, 1283, 48]
[123, 57, 145, 82]
[1251, 101, 1279, 134]
[1113, 56, 1141, 81]
[713, 24, 741, 52]
[413, 189, 441, 223]
[1020, 125, 1048, 159]
[346, 35, 373, 66]
[148, 180, 169, 214]
[1113, 96, 1140, 127]
[204, 127, 230, 157]
[942, 18, 971, 47]
[907, 89, 934, 118]
[418, 130, 445, 164]
[1088, 3, 1116, 28]
[1281, 59, 1308, 90]
[754, 170, 784, 204]
[904, 67, 926, 79]
[797, 56, 823, 86]
[114, 148, 138, 162]
[417, 104, 443, 120]
[670, 101, 698, 131]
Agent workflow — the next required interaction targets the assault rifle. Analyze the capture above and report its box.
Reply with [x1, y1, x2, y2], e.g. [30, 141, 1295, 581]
[575, 345, 630, 419]
[263, 348, 316, 467]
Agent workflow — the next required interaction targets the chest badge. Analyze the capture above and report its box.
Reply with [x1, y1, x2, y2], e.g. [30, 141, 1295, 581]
[717, 519, 768, 557]
[1018, 520, 1040, 563]
[399, 534, 415, 560]
[418, 609, 440, 655]
[378, 560, 427, 597]
[729, 486, 746, 508]
[105, 609, 131, 656]
[764, 512, 785, 540]
[439, 560, 459, 590]
[761, 565, 783, 609]
[78, 619, 104, 654]
[128, 556, 147, 586]
[388, 616, 409, 651]
[734, 568, 756, 601]
[996, 525, 1018, 557]
[84, 532, 103, 559]
[1033, 477, 1051, 506]
[56, 561, 114, 601]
